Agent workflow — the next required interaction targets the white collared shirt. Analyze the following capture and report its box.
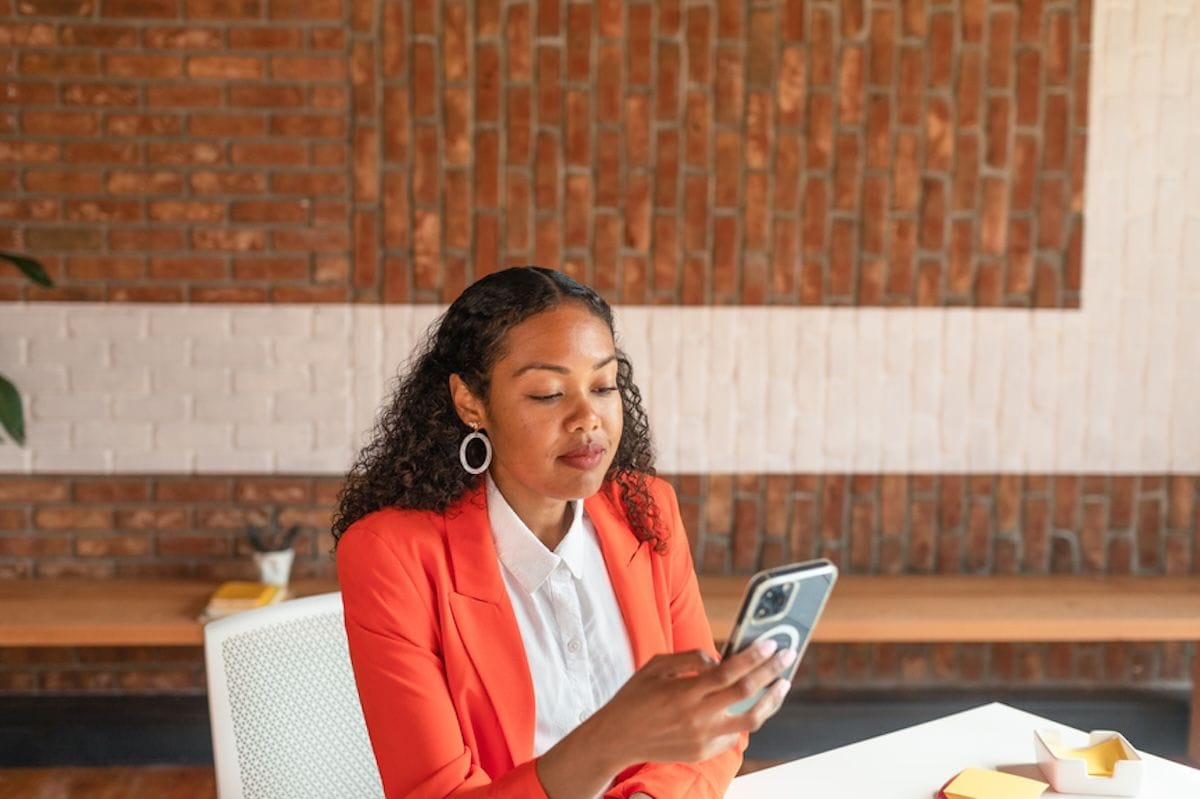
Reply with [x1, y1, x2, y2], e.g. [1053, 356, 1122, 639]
[486, 474, 636, 757]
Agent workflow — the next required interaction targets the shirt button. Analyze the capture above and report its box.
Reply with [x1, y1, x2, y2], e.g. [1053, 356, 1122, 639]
[567, 639, 581, 653]
[578, 710, 588, 723]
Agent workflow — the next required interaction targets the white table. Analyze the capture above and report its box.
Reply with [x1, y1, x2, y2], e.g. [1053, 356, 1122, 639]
[727, 702, 1200, 798]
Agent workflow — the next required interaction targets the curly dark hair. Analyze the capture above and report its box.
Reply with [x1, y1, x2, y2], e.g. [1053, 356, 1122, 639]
[331, 266, 665, 551]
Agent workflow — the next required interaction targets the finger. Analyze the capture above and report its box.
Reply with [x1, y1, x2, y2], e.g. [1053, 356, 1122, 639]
[700, 637, 785, 691]
[703, 647, 796, 712]
[643, 649, 717, 678]
[714, 677, 792, 736]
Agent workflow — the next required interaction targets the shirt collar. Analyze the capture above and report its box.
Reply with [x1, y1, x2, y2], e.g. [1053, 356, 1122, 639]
[485, 473, 588, 593]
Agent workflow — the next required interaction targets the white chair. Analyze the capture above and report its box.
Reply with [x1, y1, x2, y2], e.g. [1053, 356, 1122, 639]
[203, 592, 384, 799]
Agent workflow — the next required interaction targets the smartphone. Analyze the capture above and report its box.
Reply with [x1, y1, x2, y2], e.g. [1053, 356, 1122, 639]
[719, 559, 838, 714]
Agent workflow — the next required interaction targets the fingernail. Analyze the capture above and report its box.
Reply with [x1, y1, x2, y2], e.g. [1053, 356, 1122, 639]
[776, 679, 792, 696]
[777, 648, 797, 668]
[755, 638, 779, 658]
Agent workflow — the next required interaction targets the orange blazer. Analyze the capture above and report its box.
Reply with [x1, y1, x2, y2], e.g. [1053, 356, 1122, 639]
[337, 476, 745, 798]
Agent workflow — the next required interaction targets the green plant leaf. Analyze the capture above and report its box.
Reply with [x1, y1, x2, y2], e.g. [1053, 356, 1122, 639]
[0, 374, 25, 446]
[1, 251, 53, 288]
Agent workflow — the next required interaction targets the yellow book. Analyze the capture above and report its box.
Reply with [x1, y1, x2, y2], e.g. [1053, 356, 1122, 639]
[204, 581, 283, 618]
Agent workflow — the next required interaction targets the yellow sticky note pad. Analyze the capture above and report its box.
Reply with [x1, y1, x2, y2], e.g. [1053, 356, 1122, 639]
[943, 768, 1048, 799]
[1056, 736, 1128, 777]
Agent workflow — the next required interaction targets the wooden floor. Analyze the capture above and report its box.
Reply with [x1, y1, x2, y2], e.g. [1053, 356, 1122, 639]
[0, 766, 215, 799]
[0, 760, 784, 797]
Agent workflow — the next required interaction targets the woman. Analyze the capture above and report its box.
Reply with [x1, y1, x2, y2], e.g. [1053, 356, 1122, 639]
[334, 267, 793, 798]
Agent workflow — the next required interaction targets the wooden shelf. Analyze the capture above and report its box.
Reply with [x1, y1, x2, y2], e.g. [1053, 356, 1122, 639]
[4, 575, 1199, 647]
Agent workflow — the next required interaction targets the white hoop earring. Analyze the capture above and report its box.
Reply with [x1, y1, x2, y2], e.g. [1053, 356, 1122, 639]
[459, 429, 492, 475]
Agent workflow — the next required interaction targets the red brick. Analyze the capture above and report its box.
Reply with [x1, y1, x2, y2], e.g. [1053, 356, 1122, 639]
[24, 169, 103, 193]
[839, 46, 864, 124]
[952, 134, 979, 211]
[502, 169, 530, 252]
[145, 85, 220, 108]
[1046, 12, 1071, 86]
[802, 178, 827, 255]
[229, 85, 304, 109]
[956, 50, 982, 128]
[186, 0, 263, 18]
[34, 508, 112, 531]
[21, 111, 99, 136]
[149, 257, 226, 281]
[270, 55, 346, 81]
[76, 535, 153, 558]
[847, 500, 872, 572]
[316, 85, 351, 109]
[686, 7, 711, 83]
[67, 253, 145, 279]
[946, 220, 974, 296]
[810, 8, 833, 84]
[0, 80, 52, 106]
[148, 141, 222, 166]
[190, 114, 265, 137]
[230, 142, 307, 166]
[1038, 178, 1064, 249]
[158, 535, 231, 558]
[505, 3, 531, 80]
[744, 8, 772, 85]
[980, 179, 1008, 256]
[1016, 51, 1041, 125]
[192, 228, 266, 252]
[1002, 218, 1031, 296]
[1136, 498, 1162, 571]
[146, 200, 224, 223]
[918, 178, 946, 251]
[807, 94, 833, 169]
[272, 227, 348, 253]
[714, 132, 739, 208]
[897, 47, 923, 126]
[744, 174, 769, 249]
[470, 44, 500, 122]
[105, 54, 181, 79]
[1167, 476, 1195, 530]
[1044, 94, 1069, 171]
[193, 170, 267, 194]
[595, 214, 624, 292]
[627, 6, 651, 85]
[713, 217, 737, 296]
[185, 55, 262, 80]
[1010, 135, 1037, 211]
[228, 26, 300, 49]
[656, 42, 680, 120]
[868, 10, 894, 86]
[985, 97, 1010, 168]
[469, 0, 498, 36]
[379, 91, 409, 165]
[106, 114, 184, 139]
[19, 52, 101, 77]
[830, 220, 855, 298]
[892, 218, 916, 298]
[60, 83, 137, 107]
[892, 133, 919, 212]
[266, 113, 345, 138]
[566, 3, 590, 80]
[232, 257, 308, 282]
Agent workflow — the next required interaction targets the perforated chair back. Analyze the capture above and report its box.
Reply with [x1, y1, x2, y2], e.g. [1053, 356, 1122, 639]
[203, 592, 384, 799]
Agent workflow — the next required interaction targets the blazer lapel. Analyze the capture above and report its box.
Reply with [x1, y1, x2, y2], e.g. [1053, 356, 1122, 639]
[444, 486, 535, 767]
[585, 489, 667, 667]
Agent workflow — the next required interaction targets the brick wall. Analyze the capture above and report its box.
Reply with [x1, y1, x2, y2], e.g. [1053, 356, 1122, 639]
[1, 0, 1088, 306]
[1, 0, 1197, 698]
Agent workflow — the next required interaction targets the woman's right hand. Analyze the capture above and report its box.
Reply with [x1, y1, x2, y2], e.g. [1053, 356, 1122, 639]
[589, 638, 795, 766]
[535, 640, 792, 799]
